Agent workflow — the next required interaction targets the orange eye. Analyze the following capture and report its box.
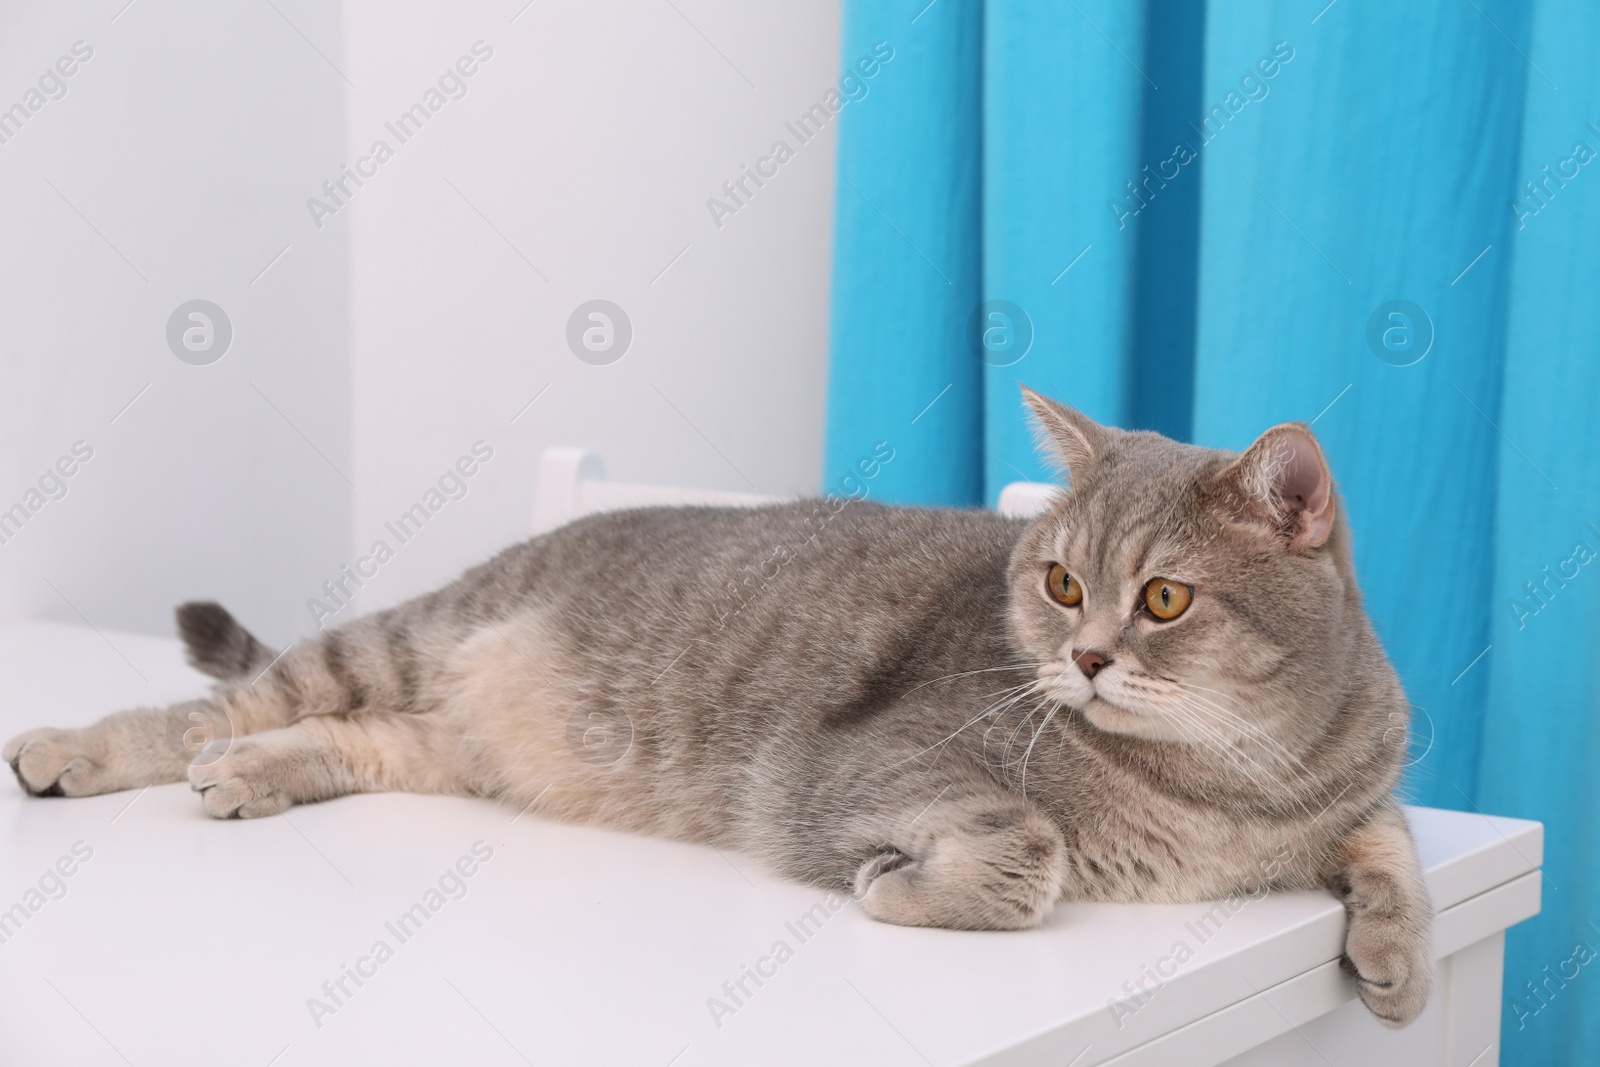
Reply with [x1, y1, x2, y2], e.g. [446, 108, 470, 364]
[1046, 564, 1083, 607]
[1142, 578, 1192, 621]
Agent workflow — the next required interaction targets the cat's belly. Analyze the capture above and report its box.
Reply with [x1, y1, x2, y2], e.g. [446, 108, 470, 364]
[443, 610, 736, 844]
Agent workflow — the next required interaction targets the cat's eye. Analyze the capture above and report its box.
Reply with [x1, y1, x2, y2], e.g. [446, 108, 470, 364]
[1142, 578, 1192, 621]
[1046, 564, 1083, 606]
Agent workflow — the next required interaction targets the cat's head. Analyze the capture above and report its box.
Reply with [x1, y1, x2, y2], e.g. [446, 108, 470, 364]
[1007, 387, 1396, 754]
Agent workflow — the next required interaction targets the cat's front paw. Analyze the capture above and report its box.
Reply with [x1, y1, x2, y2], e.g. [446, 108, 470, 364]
[853, 850, 931, 927]
[5, 728, 108, 797]
[1342, 905, 1433, 1026]
[187, 739, 290, 819]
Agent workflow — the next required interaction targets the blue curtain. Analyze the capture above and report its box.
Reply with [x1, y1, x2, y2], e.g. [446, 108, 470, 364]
[824, 1, 1599, 1062]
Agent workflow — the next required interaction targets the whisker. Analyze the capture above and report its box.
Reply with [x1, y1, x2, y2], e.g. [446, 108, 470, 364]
[895, 662, 1045, 701]
[1166, 681, 1295, 750]
[1168, 696, 1318, 821]
[892, 679, 1043, 768]
[1000, 697, 1046, 758]
[1019, 702, 1062, 798]
[1152, 704, 1269, 793]
[1116, 683, 1320, 822]
[1160, 700, 1259, 780]
[1175, 685, 1305, 770]
[1158, 697, 1293, 797]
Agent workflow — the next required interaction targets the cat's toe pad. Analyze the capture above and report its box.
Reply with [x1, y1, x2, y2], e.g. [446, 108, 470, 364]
[854, 849, 914, 898]
[853, 850, 924, 924]
[4, 729, 105, 797]
[187, 741, 290, 819]
[1343, 912, 1433, 1026]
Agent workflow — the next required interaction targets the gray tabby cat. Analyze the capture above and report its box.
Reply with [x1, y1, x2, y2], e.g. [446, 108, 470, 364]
[4, 388, 1431, 1025]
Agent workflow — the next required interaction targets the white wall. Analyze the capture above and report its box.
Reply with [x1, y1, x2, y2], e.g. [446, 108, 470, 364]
[0, 0, 350, 649]
[342, 0, 839, 621]
[0, 0, 840, 646]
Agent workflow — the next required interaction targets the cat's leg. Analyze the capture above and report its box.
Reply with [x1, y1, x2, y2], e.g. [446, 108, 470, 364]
[1326, 800, 1434, 1026]
[5, 613, 407, 799]
[6, 603, 314, 798]
[850, 783, 1068, 931]
[187, 711, 470, 818]
[7, 678, 316, 797]
[5, 695, 281, 798]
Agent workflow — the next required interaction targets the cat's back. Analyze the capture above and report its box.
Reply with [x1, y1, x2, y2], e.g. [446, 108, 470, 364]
[461, 498, 1030, 713]
[499, 497, 1026, 611]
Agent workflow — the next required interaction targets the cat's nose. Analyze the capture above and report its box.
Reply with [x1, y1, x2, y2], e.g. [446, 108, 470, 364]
[1072, 648, 1110, 679]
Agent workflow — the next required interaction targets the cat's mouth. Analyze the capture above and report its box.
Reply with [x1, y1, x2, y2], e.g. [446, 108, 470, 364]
[1082, 694, 1185, 742]
[1044, 660, 1136, 710]
[1082, 695, 1144, 723]
[1067, 671, 1190, 741]
[1041, 662, 1180, 740]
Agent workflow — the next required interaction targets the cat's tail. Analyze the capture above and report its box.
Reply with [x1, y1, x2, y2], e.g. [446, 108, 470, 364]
[175, 601, 279, 681]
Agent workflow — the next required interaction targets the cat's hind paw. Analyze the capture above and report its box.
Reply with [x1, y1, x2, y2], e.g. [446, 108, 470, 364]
[5, 727, 111, 797]
[188, 739, 292, 819]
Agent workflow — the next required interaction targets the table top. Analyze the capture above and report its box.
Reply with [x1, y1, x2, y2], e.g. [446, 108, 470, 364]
[0, 622, 1543, 1067]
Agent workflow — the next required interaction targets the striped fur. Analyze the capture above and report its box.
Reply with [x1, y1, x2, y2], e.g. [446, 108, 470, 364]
[2, 388, 1432, 1025]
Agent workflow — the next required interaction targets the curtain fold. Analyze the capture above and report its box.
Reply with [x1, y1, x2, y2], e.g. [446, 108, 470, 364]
[1191, 3, 1527, 813]
[982, 1, 1148, 498]
[827, 0, 1599, 1061]
[824, 0, 984, 505]
[1479, 0, 1600, 1059]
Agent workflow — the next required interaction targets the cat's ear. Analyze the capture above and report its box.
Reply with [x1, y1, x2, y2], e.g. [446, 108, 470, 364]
[1021, 386, 1108, 482]
[1217, 423, 1336, 550]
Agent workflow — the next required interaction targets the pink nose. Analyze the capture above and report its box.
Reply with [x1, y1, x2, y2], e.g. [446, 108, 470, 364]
[1072, 648, 1109, 679]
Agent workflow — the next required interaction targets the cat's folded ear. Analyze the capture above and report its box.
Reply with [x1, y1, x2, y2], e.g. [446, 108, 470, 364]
[1216, 423, 1336, 551]
[1021, 386, 1110, 483]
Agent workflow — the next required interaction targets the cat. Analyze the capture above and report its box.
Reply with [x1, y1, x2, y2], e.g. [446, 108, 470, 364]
[4, 386, 1432, 1026]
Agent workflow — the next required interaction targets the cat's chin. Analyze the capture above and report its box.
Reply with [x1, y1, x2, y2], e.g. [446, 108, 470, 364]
[1082, 698, 1183, 742]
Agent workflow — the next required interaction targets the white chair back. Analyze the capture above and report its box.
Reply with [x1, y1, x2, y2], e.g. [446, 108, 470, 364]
[532, 447, 1060, 533]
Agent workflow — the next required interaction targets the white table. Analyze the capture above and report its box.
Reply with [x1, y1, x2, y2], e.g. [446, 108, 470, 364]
[0, 621, 1541, 1066]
